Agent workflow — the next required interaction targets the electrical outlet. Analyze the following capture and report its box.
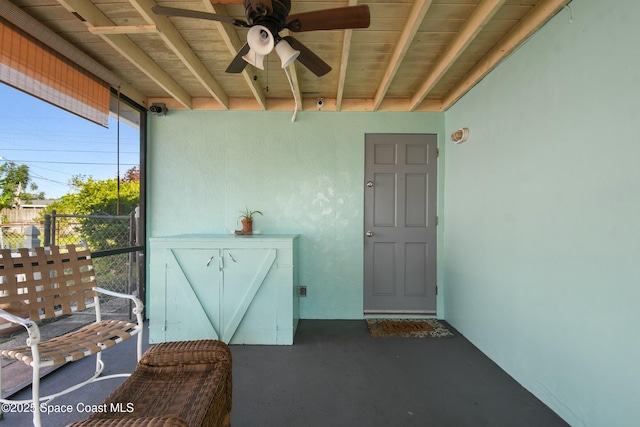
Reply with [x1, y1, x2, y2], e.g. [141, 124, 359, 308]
[299, 286, 307, 297]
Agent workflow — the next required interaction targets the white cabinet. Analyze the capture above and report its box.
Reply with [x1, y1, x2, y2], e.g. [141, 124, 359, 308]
[149, 235, 299, 345]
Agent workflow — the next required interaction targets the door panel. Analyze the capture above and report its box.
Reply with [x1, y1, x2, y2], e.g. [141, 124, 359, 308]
[406, 174, 427, 226]
[405, 243, 428, 296]
[163, 249, 220, 342]
[221, 248, 276, 343]
[374, 143, 397, 164]
[374, 174, 397, 226]
[364, 133, 438, 314]
[373, 243, 396, 295]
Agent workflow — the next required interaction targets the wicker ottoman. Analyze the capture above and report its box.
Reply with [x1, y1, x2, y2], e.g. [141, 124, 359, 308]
[67, 340, 232, 427]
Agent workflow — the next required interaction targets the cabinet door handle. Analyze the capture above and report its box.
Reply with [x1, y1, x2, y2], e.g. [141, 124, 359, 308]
[206, 256, 214, 266]
[228, 253, 236, 263]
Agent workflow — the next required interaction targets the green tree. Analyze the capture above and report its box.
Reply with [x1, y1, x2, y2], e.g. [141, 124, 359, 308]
[43, 171, 140, 250]
[48, 175, 139, 216]
[0, 161, 40, 208]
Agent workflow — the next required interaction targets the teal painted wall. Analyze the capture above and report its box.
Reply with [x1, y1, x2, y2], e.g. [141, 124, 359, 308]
[148, 112, 445, 319]
[444, 1, 640, 426]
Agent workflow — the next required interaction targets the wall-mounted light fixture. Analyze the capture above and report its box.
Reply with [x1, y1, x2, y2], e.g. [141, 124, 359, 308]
[451, 128, 469, 144]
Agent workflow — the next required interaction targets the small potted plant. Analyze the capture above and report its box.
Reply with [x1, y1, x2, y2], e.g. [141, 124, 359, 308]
[235, 208, 262, 235]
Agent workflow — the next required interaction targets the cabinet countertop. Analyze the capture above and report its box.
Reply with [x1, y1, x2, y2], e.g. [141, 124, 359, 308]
[150, 234, 300, 240]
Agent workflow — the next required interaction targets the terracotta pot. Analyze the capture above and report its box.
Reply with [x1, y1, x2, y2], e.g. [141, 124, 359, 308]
[235, 218, 253, 235]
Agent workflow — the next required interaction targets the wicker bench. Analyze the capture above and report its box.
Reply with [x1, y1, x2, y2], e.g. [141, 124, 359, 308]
[0, 245, 144, 427]
[66, 340, 233, 427]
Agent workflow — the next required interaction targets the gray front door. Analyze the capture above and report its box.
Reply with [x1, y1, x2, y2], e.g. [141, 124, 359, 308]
[364, 133, 438, 314]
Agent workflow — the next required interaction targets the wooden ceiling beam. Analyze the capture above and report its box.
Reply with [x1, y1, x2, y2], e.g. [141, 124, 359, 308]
[441, 0, 572, 110]
[132, 0, 230, 109]
[202, 1, 267, 110]
[57, 0, 193, 109]
[372, 0, 433, 111]
[335, 28, 353, 111]
[88, 25, 157, 35]
[410, 0, 507, 111]
[336, 0, 358, 111]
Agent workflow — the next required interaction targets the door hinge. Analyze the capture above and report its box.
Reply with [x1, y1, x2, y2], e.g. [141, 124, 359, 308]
[435, 216, 439, 226]
[436, 148, 440, 157]
[436, 285, 438, 295]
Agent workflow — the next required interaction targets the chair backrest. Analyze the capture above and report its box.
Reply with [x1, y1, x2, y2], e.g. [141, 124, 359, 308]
[0, 245, 98, 321]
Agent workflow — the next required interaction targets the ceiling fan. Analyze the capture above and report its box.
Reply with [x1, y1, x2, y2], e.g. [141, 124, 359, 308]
[152, 0, 370, 77]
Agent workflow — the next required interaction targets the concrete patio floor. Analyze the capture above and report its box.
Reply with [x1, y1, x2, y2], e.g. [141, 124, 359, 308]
[1, 319, 570, 427]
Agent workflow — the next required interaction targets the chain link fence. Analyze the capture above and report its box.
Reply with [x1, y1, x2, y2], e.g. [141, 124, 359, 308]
[44, 211, 140, 298]
[0, 225, 32, 249]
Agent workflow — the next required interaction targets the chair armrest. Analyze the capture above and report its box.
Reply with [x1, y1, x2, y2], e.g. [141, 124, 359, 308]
[0, 307, 33, 327]
[0, 308, 41, 345]
[94, 286, 141, 302]
[93, 287, 144, 328]
[94, 287, 144, 313]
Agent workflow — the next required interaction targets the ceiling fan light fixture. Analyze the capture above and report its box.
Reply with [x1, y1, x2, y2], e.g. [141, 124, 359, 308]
[245, 25, 274, 56]
[242, 48, 266, 70]
[275, 39, 300, 68]
[152, 3, 371, 79]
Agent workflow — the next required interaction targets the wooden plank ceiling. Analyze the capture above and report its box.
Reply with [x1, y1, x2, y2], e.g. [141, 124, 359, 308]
[7, 0, 571, 112]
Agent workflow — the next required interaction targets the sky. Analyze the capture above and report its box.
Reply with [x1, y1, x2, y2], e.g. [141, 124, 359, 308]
[0, 83, 140, 200]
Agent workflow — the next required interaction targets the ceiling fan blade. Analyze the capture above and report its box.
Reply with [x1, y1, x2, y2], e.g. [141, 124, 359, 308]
[225, 43, 251, 73]
[283, 36, 331, 77]
[285, 5, 370, 32]
[151, 6, 249, 27]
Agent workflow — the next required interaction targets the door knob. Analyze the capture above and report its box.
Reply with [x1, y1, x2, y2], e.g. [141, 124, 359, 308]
[366, 181, 374, 187]
[366, 231, 374, 237]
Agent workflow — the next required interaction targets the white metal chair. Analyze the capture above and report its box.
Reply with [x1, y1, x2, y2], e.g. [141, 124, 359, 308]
[0, 245, 144, 427]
